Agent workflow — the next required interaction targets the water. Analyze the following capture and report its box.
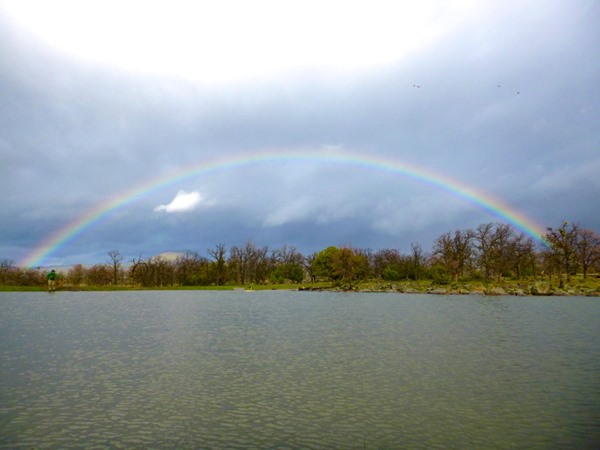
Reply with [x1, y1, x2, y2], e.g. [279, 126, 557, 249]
[1, 291, 599, 449]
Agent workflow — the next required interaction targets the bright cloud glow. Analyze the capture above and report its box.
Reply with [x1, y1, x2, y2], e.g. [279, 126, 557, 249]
[154, 190, 202, 213]
[1, 0, 480, 83]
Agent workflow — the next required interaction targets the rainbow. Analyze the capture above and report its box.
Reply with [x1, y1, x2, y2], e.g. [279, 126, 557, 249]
[19, 149, 547, 267]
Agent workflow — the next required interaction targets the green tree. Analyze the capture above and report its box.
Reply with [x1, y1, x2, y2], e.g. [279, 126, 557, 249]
[270, 245, 305, 283]
[312, 246, 340, 281]
[373, 248, 403, 280]
[331, 247, 368, 289]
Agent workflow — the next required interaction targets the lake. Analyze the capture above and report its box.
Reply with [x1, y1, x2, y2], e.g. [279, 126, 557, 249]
[1, 291, 598, 449]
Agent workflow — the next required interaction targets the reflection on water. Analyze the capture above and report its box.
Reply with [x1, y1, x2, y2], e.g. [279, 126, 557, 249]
[1, 291, 599, 449]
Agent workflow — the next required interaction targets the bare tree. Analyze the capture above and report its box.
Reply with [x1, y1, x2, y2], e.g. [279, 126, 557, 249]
[433, 229, 474, 280]
[107, 250, 123, 285]
[0, 259, 14, 285]
[67, 264, 86, 286]
[228, 245, 245, 284]
[511, 233, 537, 279]
[154, 256, 175, 287]
[129, 254, 144, 286]
[86, 264, 112, 285]
[304, 252, 317, 282]
[207, 244, 227, 285]
[474, 222, 495, 278]
[270, 245, 305, 283]
[577, 228, 600, 279]
[545, 222, 579, 283]
[175, 251, 211, 285]
[410, 242, 425, 280]
[473, 223, 515, 280]
[245, 241, 270, 284]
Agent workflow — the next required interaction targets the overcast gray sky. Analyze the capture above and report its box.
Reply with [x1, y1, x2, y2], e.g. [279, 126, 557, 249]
[1, 0, 599, 267]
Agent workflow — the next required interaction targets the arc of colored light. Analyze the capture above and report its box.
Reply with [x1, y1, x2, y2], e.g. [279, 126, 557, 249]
[20, 150, 547, 267]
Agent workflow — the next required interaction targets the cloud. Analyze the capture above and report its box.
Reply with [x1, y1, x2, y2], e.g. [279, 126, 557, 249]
[154, 191, 203, 213]
[1, 1, 599, 266]
[0, 0, 474, 84]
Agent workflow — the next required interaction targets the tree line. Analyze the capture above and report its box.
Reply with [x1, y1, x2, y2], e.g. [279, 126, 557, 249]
[1, 221, 599, 288]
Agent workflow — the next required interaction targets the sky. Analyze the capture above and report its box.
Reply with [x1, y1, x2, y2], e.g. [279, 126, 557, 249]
[1, 0, 599, 267]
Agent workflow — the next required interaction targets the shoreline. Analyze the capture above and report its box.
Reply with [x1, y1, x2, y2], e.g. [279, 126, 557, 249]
[298, 284, 600, 297]
[2, 279, 599, 296]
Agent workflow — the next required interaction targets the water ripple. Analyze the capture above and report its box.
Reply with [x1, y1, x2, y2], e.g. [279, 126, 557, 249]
[1, 291, 599, 448]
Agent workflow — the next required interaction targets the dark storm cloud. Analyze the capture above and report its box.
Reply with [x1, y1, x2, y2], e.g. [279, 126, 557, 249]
[1, 0, 599, 266]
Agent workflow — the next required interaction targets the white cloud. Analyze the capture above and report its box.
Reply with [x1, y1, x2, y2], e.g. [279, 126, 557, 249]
[1, 0, 479, 84]
[154, 190, 202, 213]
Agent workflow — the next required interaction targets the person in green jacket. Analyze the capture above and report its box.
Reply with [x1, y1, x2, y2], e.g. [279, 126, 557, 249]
[47, 269, 57, 292]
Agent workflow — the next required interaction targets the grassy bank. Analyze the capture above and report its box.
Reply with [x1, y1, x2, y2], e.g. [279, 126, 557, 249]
[0, 285, 235, 292]
[351, 277, 600, 296]
[2, 277, 599, 296]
